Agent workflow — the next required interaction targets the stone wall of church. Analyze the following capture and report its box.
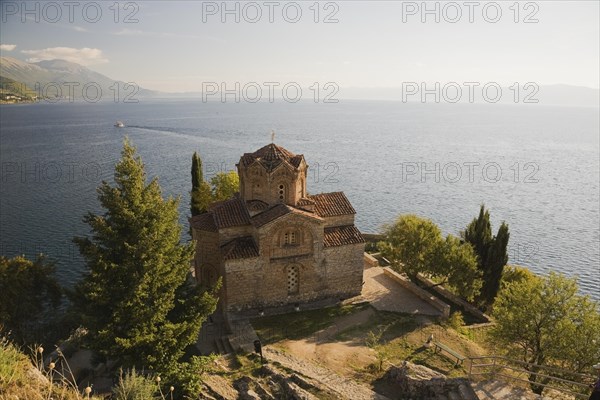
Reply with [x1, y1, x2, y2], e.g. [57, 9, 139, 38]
[224, 215, 328, 312]
[223, 237, 364, 312]
[322, 242, 365, 298]
[224, 253, 328, 312]
[222, 257, 261, 310]
[192, 229, 222, 286]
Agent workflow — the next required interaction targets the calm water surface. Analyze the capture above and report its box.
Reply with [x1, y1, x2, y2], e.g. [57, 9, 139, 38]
[1, 100, 598, 299]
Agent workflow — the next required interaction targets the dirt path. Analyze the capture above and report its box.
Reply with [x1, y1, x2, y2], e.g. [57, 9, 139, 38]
[278, 307, 377, 376]
[264, 346, 390, 400]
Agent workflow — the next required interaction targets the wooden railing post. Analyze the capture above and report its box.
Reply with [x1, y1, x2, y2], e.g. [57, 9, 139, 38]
[468, 358, 472, 379]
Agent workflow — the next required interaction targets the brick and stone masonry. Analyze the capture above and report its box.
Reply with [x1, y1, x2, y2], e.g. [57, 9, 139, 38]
[190, 143, 365, 312]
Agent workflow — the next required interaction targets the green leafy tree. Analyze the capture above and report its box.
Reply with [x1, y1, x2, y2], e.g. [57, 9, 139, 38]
[210, 171, 239, 202]
[500, 265, 536, 289]
[379, 215, 482, 300]
[379, 214, 441, 278]
[190, 152, 212, 216]
[433, 235, 482, 301]
[491, 272, 600, 394]
[190, 154, 239, 216]
[71, 139, 218, 382]
[0, 255, 62, 344]
[463, 205, 510, 307]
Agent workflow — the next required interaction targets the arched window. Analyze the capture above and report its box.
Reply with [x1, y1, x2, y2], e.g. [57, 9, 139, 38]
[283, 231, 297, 245]
[287, 264, 299, 295]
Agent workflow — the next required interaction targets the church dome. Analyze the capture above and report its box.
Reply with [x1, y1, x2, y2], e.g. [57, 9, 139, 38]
[240, 143, 304, 172]
[237, 143, 307, 206]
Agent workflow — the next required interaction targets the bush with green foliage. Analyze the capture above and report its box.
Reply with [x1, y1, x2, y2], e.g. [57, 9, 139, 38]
[365, 328, 389, 372]
[444, 311, 465, 332]
[0, 255, 62, 345]
[112, 368, 158, 400]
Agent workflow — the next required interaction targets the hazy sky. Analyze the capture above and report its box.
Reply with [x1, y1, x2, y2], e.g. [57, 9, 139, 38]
[1, 1, 599, 92]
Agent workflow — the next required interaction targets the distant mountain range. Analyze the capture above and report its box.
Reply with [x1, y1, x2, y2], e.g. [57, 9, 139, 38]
[0, 57, 160, 101]
[339, 85, 600, 107]
[1, 56, 598, 107]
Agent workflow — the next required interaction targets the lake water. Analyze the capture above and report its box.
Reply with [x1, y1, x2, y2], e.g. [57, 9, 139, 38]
[1, 100, 598, 300]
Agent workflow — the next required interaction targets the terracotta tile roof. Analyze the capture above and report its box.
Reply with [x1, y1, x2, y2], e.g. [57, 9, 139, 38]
[289, 155, 304, 168]
[246, 199, 270, 212]
[251, 204, 322, 228]
[251, 204, 290, 227]
[297, 197, 315, 206]
[211, 197, 251, 229]
[308, 192, 356, 217]
[190, 213, 217, 232]
[221, 236, 259, 260]
[240, 143, 304, 172]
[323, 225, 365, 247]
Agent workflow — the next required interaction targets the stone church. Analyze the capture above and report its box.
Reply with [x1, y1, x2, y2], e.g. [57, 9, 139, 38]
[190, 143, 365, 312]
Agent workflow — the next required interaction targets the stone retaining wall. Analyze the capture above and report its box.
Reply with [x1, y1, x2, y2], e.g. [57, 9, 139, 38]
[363, 252, 379, 269]
[415, 274, 491, 323]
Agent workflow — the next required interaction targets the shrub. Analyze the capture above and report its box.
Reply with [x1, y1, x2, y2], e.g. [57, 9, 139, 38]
[112, 368, 158, 400]
[445, 311, 465, 332]
[0, 337, 29, 388]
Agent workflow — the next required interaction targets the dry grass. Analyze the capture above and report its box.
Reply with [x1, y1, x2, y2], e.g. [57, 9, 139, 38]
[0, 338, 102, 400]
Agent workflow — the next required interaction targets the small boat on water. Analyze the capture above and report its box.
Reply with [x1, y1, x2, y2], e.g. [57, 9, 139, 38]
[114, 121, 125, 128]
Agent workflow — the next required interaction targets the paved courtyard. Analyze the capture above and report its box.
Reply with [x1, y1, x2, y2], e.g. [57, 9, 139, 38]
[361, 266, 443, 316]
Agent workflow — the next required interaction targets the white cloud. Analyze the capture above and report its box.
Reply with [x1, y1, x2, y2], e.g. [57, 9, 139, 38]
[0, 44, 17, 51]
[113, 28, 145, 36]
[73, 26, 88, 32]
[21, 47, 108, 65]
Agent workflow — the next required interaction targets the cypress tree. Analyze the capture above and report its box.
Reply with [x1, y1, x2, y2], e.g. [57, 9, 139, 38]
[190, 152, 212, 216]
[191, 152, 203, 193]
[71, 138, 218, 371]
[482, 222, 510, 305]
[463, 205, 492, 266]
[463, 205, 510, 307]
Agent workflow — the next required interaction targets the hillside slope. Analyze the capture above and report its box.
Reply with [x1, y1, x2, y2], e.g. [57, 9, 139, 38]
[0, 57, 160, 100]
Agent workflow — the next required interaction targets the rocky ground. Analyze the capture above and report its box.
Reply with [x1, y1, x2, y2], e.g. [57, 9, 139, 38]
[198, 352, 576, 400]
